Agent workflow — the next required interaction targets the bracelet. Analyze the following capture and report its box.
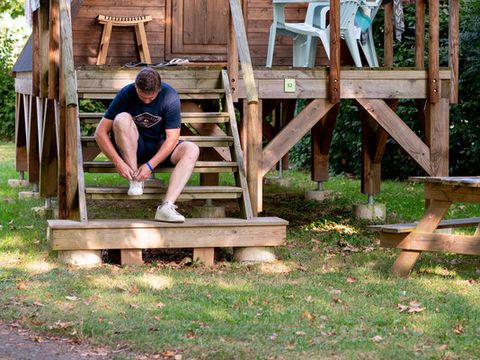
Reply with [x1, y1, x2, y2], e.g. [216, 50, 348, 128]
[146, 161, 154, 172]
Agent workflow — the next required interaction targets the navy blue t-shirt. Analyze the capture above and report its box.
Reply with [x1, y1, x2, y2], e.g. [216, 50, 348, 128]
[104, 82, 181, 143]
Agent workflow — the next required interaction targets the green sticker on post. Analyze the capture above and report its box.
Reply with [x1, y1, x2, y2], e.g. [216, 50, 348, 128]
[284, 78, 296, 93]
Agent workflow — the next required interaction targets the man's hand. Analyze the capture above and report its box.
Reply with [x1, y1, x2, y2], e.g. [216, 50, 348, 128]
[134, 164, 152, 181]
[114, 160, 135, 180]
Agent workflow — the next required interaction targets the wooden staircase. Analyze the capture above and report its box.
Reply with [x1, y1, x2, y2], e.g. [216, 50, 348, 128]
[47, 69, 287, 266]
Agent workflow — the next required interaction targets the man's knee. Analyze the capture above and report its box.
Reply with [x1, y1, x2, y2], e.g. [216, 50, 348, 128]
[113, 112, 135, 133]
[178, 141, 200, 162]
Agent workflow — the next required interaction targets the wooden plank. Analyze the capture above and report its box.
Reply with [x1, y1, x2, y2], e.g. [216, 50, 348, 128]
[247, 100, 262, 215]
[428, 0, 440, 103]
[193, 248, 215, 266]
[382, 232, 480, 256]
[82, 135, 233, 147]
[262, 99, 335, 177]
[39, 0, 50, 98]
[228, 5, 239, 101]
[448, 0, 459, 103]
[384, 0, 393, 66]
[32, 10, 40, 97]
[391, 199, 451, 276]
[356, 99, 432, 174]
[49, 219, 288, 250]
[28, 96, 40, 184]
[48, 0, 60, 100]
[329, 0, 340, 103]
[370, 217, 480, 233]
[415, 0, 425, 69]
[425, 183, 480, 203]
[121, 250, 144, 266]
[83, 161, 238, 174]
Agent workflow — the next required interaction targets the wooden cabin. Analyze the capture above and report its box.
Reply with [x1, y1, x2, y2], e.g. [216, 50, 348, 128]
[12, 0, 459, 266]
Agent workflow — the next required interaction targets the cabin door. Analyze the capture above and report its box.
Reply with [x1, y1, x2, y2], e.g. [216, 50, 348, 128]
[166, 0, 231, 61]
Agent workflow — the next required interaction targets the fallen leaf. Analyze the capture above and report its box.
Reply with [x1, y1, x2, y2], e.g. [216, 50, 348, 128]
[49, 320, 75, 329]
[371, 335, 383, 343]
[128, 285, 139, 294]
[301, 310, 316, 322]
[148, 327, 159, 332]
[16, 282, 27, 290]
[129, 303, 139, 309]
[305, 296, 313, 303]
[270, 333, 278, 340]
[33, 301, 44, 307]
[397, 304, 409, 313]
[408, 301, 425, 313]
[155, 302, 165, 308]
[453, 325, 464, 335]
[295, 331, 306, 336]
[154, 316, 161, 321]
[65, 296, 78, 301]
[346, 276, 357, 284]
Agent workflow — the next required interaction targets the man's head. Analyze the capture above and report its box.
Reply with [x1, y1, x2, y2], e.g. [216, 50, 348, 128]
[135, 68, 161, 104]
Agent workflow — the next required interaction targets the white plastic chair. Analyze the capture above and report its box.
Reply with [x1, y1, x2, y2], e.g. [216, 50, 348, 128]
[266, 1, 330, 68]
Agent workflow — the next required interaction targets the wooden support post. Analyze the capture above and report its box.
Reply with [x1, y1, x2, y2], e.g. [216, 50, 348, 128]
[426, 99, 449, 176]
[48, 0, 60, 100]
[384, 0, 394, 67]
[415, 0, 425, 69]
[39, 0, 50, 98]
[329, 0, 340, 103]
[281, 100, 296, 170]
[15, 93, 28, 173]
[120, 250, 144, 266]
[40, 100, 58, 198]
[247, 101, 262, 215]
[311, 104, 338, 182]
[28, 96, 40, 185]
[32, 10, 40, 97]
[193, 248, 215, 267]
[428, 0, 440, 103]
[448, 0, 459, 104]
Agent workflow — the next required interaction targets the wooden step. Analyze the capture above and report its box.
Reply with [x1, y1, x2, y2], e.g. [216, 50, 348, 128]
[85, 185, 243, 200]
[83, 161, 238, 173]
[78, 88, 225, 100]
[81, 135, 233, 147]
[368, 217, 480, 233]
[48, 217, 289, 250]
[78, 112, 230, 124]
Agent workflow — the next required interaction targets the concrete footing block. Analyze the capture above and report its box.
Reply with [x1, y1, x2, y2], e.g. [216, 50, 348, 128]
[58, 250, 103, 268]
[264, 177, 293, 187]
[8, 179, 30, 188]
[32, 206, 58, 219]
[233, 247, 276, 264]
[191, 205, 226, 218]
[354, 203, 386, 220]
[18, 191, 40, 200]
[305, 189, 335, 201]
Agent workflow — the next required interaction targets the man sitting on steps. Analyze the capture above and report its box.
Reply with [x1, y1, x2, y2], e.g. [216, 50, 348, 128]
[94, 67, 200, 222]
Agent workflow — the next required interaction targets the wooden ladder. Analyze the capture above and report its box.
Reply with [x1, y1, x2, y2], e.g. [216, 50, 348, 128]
[96, 15, 152, 65]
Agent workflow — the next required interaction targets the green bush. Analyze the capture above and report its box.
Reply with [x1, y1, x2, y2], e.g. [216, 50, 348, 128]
[0, 30, 16, 141]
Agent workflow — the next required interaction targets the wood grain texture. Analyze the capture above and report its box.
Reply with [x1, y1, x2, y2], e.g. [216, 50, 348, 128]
[448, 0, 459, 103]
[428, 0, 440, 103]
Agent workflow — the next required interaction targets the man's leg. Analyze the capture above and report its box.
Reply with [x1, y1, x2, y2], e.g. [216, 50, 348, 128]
[112, 112, 139, 171]
[164, 141, 200, 203]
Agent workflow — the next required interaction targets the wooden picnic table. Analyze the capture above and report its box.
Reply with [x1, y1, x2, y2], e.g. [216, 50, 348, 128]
[378, 176, 480, 276]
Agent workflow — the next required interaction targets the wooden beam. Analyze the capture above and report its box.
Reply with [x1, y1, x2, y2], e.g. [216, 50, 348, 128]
[120, 250, 144, 266]
[424, 183, 480, 203]
[40, 99, 58, 197]
[329, 0, 340, 103]
[48, 217, 288, 250]
[426, 98, 449, 176]
[228, 5, 239, 102]
[247, 101, 262, 214]
[193, 248, 215, 267]
[28, 96, 40, 184]
[39, 0, 49, 98]
[262, 99, 335, 177]
[382, 232, 480, 256]
[384, 0, 394, 67]
[428, 0, 440, 103]
[448, 0, 459, 103]
[415, 0, 425, 69]
[356, 99, 432, 174]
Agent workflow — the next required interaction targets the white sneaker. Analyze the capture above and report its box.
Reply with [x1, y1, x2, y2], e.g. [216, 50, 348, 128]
[155, 202, 185, 223]
[128, 180, 144, 196]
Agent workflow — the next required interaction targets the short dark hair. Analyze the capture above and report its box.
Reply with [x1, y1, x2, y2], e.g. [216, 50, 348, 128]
[135, 68, 161, 93]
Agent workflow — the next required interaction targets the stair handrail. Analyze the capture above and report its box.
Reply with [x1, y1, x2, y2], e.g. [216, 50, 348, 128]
[228, 0, 258, 104]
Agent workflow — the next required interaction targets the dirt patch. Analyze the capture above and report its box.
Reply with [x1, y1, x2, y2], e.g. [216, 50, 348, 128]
[0, 321, 130, 360]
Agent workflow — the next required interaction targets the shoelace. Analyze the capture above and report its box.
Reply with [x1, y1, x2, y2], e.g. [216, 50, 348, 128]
[166, 203, 181, 216]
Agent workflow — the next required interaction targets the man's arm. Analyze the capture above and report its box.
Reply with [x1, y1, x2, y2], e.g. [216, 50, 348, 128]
[94, 118, 135, 180]
[135, 128, 180, 181]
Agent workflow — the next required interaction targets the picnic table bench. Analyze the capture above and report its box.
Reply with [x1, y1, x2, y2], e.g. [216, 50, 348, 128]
[369, 176, 480, 276]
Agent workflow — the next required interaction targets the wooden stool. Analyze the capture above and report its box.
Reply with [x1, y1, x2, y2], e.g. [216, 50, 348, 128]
[96, 15, 152, 65]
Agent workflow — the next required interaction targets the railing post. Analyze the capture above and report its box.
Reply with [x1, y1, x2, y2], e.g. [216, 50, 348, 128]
[448, 0, 459, 104]
[329, 0, 340, 104]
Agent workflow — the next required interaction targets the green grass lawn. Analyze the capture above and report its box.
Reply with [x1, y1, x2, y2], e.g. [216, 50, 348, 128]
[1, 142, 479, 359]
